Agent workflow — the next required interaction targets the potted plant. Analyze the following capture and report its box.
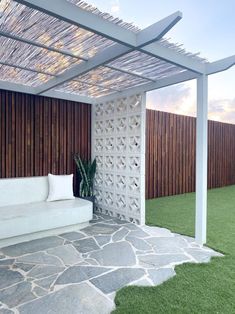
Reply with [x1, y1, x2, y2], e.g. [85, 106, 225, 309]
[74, 154, 96, 208]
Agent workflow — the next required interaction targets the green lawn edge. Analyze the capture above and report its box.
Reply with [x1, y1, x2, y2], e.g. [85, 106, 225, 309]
[113, 185, 235, 314]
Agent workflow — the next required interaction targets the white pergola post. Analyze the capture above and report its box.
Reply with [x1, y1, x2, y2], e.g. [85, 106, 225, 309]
[195, 74, 208, 245]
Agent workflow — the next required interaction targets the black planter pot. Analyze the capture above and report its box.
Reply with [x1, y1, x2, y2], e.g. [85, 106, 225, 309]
[80, 196, 95, 212]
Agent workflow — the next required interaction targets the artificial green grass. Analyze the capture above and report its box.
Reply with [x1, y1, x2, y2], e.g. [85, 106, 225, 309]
[113, 185, 235, 314]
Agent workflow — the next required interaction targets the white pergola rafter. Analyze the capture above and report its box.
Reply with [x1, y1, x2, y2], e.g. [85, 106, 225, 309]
[0, 80, 95, 104]
[205, 55, 235, 75]
[98, 71, 199, 102]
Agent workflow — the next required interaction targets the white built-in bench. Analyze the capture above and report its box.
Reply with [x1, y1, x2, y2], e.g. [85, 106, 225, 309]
[0, 176, 93, 247]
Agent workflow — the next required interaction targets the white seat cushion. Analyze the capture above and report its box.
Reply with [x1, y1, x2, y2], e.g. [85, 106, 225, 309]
[0, 198, 92, 240]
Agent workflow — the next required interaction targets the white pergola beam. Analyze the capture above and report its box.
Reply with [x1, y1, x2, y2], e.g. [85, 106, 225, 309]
[136, 11, 182, 47]
[195, 74, 208, 245]
[107, 65, 156, 82]
[73, 78, 120, 93]
[98, 70, 199, 102]
[42, 90, 95, 104]
[0, 80, 94, 104]
[0, 81, 36, 94]
[205, 55, 235, 75]
[141, 43, 205, 74]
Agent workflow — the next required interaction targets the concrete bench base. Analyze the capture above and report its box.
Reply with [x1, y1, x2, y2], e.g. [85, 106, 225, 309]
[0, 221, 89, 248]
[0, 177, 93, 247]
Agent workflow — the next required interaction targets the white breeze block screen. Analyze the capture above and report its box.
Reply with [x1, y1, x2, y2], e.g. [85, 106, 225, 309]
[92, 93, 146, 225]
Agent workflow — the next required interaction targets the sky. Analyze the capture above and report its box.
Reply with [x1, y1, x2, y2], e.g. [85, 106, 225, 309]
[88, 0, 235, 124]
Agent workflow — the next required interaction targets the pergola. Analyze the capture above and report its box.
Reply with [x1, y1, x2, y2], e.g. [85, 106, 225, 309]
[0, 0, 234, 245]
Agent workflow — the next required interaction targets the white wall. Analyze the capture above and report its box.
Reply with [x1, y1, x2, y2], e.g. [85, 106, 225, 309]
[92, 93, 146, 225]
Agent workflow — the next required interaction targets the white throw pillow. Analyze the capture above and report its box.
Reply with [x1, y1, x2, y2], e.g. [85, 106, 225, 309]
[47, 173, 75, 202]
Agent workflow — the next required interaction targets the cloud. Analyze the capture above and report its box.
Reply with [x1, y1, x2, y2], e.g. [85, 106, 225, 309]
[208, 98, 235, 124]
[87, 0, 120, 15]
[110, 0, 120, 13]
[146, 81, 196, 117]
[146, 82, 235, 125]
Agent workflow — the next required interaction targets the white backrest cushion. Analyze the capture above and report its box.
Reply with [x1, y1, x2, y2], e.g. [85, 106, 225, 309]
[0, 176, 48, 207]
[47, 173, 75, 202]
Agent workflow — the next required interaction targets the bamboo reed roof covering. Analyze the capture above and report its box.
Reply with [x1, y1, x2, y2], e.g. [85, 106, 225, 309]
[0, 0, 207, 99]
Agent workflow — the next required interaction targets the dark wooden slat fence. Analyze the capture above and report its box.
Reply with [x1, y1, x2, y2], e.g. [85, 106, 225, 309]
[0, 90, 91, 194]
[146, 109, 235, 199]
[1, 90, 234, 200]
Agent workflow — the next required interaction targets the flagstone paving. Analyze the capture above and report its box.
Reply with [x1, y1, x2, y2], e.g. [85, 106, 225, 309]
[0, 214, 223, 313]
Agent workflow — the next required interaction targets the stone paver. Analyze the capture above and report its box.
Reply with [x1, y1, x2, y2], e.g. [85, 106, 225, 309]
[138, 253, 191, 268]
[33, 286, 48, 297]
[126, 236, 152, 251]
[184, 248, 223, 263]
[55, 266, 111, 285]
[112, 228, 129, 242]
[0, 259, 14, 266]
[128, 229, 149, 238]
[142, 225, 173, 237]
[16, 251, 63, 266]
[91, 268, 145, 294]
[13, 263, 35, 272]
[146, 237, 188, 253]
[27, 265, 65, 279]
[82, 223, 120, 236]
[47, 244, 83, 265]
[90, 241, 136, 266]
[73, 237, 100, 253]
[1, 237, 64, 257]
[18, 283, 114, 314]
[148, 268, 176, 285]
[59, 231, 86, 241]
[94, 235, 111, 246]
[0, 214, 222, 314]
[0, 268, 24, 290]
[34, 274, 58, 290]
[0, 281, 35, 308]
[0, 309, 14, 314]
[130, 278, 153, 287]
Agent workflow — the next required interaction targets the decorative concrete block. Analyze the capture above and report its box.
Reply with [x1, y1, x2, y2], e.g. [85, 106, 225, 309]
[92, 94, 145, 224]
[117, 137, 127, 151]
[116, 175, 126, 191]
[103, 173, 114, 189]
